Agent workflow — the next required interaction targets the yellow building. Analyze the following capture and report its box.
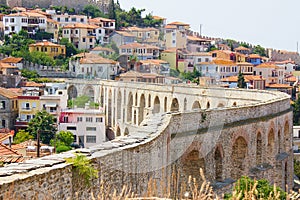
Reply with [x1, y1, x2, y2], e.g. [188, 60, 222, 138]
[161, 48, 177, 70]
[29, 41, 66, 58]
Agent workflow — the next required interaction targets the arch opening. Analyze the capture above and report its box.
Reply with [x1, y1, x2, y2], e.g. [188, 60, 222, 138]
[256, 132, 262, 165]
[192, 101, 201, 110]
[127, 93, 133, 123]
[138, 94, 145, 125]
[215, 147, 223, 181]
[153, 96, 160, 114]
[231, 136, 247, 180]
[170, 98, 179, 112]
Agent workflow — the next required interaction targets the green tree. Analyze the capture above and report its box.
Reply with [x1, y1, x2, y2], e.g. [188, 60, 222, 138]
[13, 129, 34, 144]
[294, 160, 300, 178]
[82, 4, 106, 18]
[60, 38, 79, 57]
[237, 71, 247, 88]
[292, 97, 300, 125]
[53, 131, 74, 147]
[21, 69, 39, 79]
[253, 45, 267, 57]
[27, 110, 57, 144]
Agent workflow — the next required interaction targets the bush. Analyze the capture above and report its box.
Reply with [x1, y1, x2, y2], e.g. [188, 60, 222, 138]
[55, 145, 72, 153]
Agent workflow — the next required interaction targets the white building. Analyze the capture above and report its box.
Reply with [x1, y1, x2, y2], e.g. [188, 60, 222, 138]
[3, 12, 47, 36]
[52, 14, 88, 27]
[58, 108, 106, 148]
[69, 52, 119, 79]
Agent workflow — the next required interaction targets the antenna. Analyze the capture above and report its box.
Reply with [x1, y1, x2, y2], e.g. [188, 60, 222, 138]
[199, 24, 203, 37]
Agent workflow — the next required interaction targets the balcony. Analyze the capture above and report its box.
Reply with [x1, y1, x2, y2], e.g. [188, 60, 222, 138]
[21, 107, 31, 111]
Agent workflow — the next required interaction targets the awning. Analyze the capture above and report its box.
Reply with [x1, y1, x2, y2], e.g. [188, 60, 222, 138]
[45, 103, 57, 107]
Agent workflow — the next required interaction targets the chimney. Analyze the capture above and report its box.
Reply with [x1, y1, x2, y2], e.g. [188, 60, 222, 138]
[9, 136, 12, 148]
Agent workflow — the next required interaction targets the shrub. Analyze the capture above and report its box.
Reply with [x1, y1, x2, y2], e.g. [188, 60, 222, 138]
[56, 145, 72, 153]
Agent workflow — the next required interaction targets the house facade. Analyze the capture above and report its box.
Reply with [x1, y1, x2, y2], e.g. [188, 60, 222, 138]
[58, 108, 106, 148]
[254, 63, 285, 84]
[164, 21, 189, 49]
[69, 53, 118, 79]
[119, 42, 159, 60]
[29, 41, 66, 58]
[109, 31, 136, 47]
[62, 23, 100, 50]
[3, 12, 47, 36]
[0, 88, 18, 130]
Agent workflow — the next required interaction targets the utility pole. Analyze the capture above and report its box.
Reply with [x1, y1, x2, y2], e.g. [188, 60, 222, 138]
[37, 129, 40, 157]
[199, 24, 203, 37]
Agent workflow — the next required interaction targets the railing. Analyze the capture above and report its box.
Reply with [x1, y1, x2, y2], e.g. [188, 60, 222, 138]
[21, 107, 31, 110]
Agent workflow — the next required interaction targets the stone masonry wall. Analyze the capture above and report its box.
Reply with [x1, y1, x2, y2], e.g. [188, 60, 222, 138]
[0, 87, 293, 199]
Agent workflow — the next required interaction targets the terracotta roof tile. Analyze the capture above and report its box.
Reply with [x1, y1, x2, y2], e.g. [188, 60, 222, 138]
[120, 42, 159, 49]
[255, 63, 280, 69]
[63, 23, 99, 29]
[212, 58, 235, 66]
[152, 16, 166, 20]
[0, 87, 18, 99]
[267, 83, 292, 88]
[1, 57, 23, 63]
[91, 46, 114, 52]
[73, 53, 117, 64]
[29, 41, 64, 47]
[235, 46, 250, 51]
[0, 62, 17, 68]
[20, 81, 44, 87]
[248, 54, 261, 59]
[114, 31, 135, 37]
[167, 21, 189, 26]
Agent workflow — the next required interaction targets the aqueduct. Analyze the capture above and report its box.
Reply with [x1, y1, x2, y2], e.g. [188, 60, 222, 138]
[0, 79, 293, 199]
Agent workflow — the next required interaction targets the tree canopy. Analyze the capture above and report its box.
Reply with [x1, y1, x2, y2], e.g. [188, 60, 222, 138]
[293, 97, 300, 125]
[237, 71, 247, 88]
[27, 110, 57, 144]
[13, 129, 34, 144]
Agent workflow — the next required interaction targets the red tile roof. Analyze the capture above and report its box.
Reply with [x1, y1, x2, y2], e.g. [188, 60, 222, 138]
[73, 53, 117, 64]
[0, 143, 24, 163]
[29, 41, 64, 47]
[120, 42, 159, 49]
[1, 57, 23, 63]
[0, 87, 18, 99]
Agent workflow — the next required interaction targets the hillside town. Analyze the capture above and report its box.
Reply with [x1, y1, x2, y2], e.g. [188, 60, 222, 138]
[0, 1, 299, 199]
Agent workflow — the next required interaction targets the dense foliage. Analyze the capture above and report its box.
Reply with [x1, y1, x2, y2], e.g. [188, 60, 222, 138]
[225, 176, 286, 199]
[27, 110, 57, 144]
[237, 71, 247, 88]
[292, 97, 300, 125]
[65, 154, 99, 186]
[295, 160, 300, 179]
[13, 129, 34, 144]
[67, 95, 99, 108]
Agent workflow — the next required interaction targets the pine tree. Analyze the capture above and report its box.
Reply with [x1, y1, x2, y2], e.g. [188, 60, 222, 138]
[237, 71, 247, 88]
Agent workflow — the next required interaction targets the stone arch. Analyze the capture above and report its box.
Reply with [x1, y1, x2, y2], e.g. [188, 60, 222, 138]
[256, 132, 262, 165]
[192, 101, 201, 110]
[67, 85, 78, 99]
[153, 96, 160, 114]
[284, 121, 290, 152]
[127, 92, 133, 123]
[116, 126, 121, 137]
[215, 146, 223, 181]
[107, 89, 112, 126]
[231, 136, 248, 180]
[267, 128, 275, 162]
[170, 98, 179, 112]
[182, 149, 205, 184]
[164, 97, 167, 112]
[206, 101, 210, 109]
[138, 94, 146, 125]
[83, 85, 94, 101]
[124, 127, 129, 136]
[217, 102, 225, 108]
[184, 98, 187, 111]
[117, 91, 122, 120]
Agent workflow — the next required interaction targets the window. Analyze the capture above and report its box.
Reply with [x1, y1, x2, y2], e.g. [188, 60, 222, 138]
[98, 66, 103, 72]
[77, 117, 82, 122]
[198, 58, 201, 62]
[86, 117, 93, 122]
[65, 18, 69, 22]
[75, 30, 78, 34]
[32, 102, 36, 108]
[98, 29, 101, 34]
[205, 58, 209, 62]
[21, 18, 27, 23]
[259, 71, 262, 75]
[172, 40, 175, 44]
[71, 18, 76, 22]
[5, 18, 8, 22]
[96, 117, 102, 122]
[0, 101, 5, 109]
[86, 127, 96, 131]
[10, 18, 14, 23]
[80, 18, 84, 22]
[1, 120, 5, 128]
[11, 26, 15, 31]
[82, 38, 86, 42]
[86, 135, 96, 143]
[89, 38, 93, 43]
[57, 17, 60, 22]
[67, 126, 77, 130]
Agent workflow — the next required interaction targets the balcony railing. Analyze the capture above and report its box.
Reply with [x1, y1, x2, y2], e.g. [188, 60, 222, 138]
[21, 107, 31, 110]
